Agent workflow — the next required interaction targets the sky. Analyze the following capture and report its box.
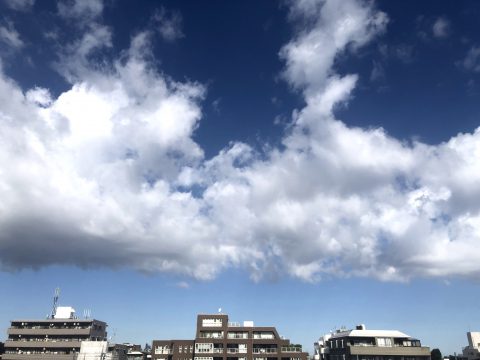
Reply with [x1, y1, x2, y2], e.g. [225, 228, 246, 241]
[1, 0, 480, 356]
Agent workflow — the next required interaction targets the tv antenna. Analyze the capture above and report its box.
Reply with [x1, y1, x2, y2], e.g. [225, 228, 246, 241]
[51, 287, 60, 319]
[83, 309, 91, 319]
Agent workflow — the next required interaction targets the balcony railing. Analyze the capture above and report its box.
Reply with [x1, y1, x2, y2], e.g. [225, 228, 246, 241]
[228, 322, 241, 327]
[199, 335, 224, 339]
[155, 349, 173, 355]
[281, 347, 302, 353]
[253, 349, 277, 354]
[213, 349, 224, 353]
[227, 334, 248, 339]
[351, 343, 375, 347]
[253, 335, 275, 340]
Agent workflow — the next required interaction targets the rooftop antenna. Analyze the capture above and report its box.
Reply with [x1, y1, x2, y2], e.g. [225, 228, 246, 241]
[83, 309, 91, 319]
[51, 287, 60, 319]
[110, 328, 117, 344]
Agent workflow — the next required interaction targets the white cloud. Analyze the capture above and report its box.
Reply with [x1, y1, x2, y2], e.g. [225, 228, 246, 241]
[55, 23, 113, 82]
[58, 0, 103, 23]
[1, 0, 480, 283]
[432, 17, 450, 38]
[0, 22, 24, 50]
[280, 0, 388, 95]
[153, 7, 185, 42]
[176, 281, 190, 289]
[3, 0, 34, 12]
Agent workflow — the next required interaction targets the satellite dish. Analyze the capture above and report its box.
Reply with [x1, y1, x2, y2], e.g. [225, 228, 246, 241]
[218, 308, 222, 313]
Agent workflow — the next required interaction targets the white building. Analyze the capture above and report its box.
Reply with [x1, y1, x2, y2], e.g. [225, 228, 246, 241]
[313, 324, 430, 360]
[462, 332, 480, 360]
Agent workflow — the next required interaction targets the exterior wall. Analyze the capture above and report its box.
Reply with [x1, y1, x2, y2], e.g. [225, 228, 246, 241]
[468, 333, 480, 350]
[152, 340, 194, 360]
[152, 314, 308, 360]
[323, 333, 430, 360]
[3, 319, 107, 360]
[348, 345, 431, 357]
[463, 332, 480, 360]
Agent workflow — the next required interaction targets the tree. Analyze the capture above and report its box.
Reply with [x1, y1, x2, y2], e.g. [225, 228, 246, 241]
[431, 348, 443, 360]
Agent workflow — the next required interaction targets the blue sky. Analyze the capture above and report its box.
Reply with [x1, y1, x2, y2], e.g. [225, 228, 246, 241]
[1, 0, 480, 356]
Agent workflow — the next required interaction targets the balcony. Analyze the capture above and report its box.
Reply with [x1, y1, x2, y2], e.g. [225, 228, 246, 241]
[253, 348, 277, 354]
[2, 354, 76, 360]
[154, 349, 173, 355]
[348, 345, 431, 357]
[227, 349, 248, 354]
[228, 322, 241, 327]
[4, 340, 82, 348]
[8, 328, 92, 336]
[228, 334, 249, 339]
[199, 335, 224, 339]
[281, 347, 303, 353]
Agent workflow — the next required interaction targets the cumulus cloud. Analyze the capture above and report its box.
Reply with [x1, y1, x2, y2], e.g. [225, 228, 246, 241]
[432, 17, 450, 38]
[1, 0, 480, 283]
[280, 0, 388, 95]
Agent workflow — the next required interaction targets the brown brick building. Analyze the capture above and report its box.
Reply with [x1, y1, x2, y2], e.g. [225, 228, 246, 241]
[152, 314, 308, 360]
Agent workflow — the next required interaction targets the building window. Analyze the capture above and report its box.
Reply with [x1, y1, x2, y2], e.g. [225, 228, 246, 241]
[195, 343, 213, 353]
[377, 338, 392, 347]
[202, 319, 223, 327]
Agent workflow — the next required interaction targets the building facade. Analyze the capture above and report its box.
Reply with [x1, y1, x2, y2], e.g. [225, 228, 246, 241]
[313, 325, 430, 360]
[462, 332, 480, 360]
[152, 314, 308, 360]
[3, 306, 107, 360]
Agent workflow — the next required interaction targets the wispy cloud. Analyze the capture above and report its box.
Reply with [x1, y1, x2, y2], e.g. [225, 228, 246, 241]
[4, 0, 35, 12]
[153, 7, 185, 42]
[58, 0, 103, 24]
[458, 46, 480, 73]
[176, 281, 190, 289]
[370, 60, 385, 82]
[0, 21, 24, 50]
[432, 16, 450, 39]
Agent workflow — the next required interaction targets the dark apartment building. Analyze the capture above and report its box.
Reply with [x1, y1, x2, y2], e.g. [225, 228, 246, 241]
[3, 306, 107, 360]
[314, 325, 430, 360]
[152, 314, 308, 360]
